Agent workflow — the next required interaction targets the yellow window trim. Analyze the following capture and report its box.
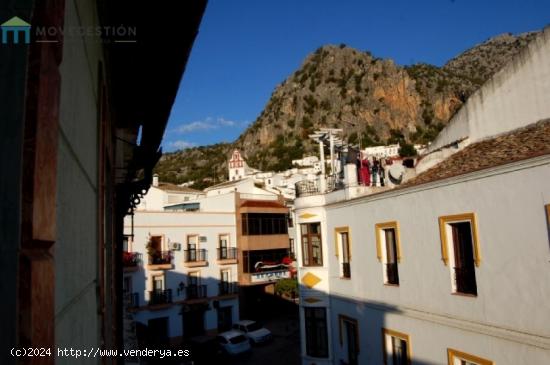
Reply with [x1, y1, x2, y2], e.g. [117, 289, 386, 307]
[338, 315, 359, 353]
[375, 221, 402, 262]
[381, 328, 411, 365]
[545, 204, 550, 233]
[447, 348, 493, 365]
[334, 226, 351, 259]
[438, 213, 481, 267]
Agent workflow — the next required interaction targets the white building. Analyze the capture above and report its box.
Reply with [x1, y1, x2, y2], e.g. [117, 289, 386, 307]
[124, 187, 240, 343]
[294, 27, 550, 365]
[124, 171, 296, 342]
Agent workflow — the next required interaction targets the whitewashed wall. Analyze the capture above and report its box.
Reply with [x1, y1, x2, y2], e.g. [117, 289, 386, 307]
[320, 158, 550, 363]
[125, 208, 239, 338]
[55, 0, 103, 362]
[429, 27, 550, 151]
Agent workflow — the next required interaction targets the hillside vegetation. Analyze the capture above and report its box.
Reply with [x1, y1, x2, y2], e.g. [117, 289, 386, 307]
[155, 31, 538, 188]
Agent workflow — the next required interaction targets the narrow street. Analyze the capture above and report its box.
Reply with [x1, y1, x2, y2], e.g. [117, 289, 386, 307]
[231, 311, 301, 365]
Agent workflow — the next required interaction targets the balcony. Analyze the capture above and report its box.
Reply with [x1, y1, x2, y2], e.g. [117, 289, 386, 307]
[342, 262, 351, 279]
[147, 251, 173, 270]
[186, 284, 207, 300]
[217, 247, 238, 264]
[295, 174, 344, 198]
[385, 262, 399, 285]
[218, 282, 238, 296]
[183, 249, 208, 268]
[149, 289, 172, 306]
[123, 252, 142, 271]
[453, 266, 477, 295]
[124, 292, 140, 308]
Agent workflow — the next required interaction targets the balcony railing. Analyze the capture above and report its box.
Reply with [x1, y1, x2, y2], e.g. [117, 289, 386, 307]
[218, 282, 238, 296]
[295, 180, 318, 197]
[149, 289, 172, 305]
[295, 175, 344, 198]
[453, 266, 477, 295]
[123, 252, 142, 267]
[186, 284, 207, 300]
[184, 249, 207, 262]
[326, 174, 344, 192]
[148, 251, 172, 265]
[124, 292, 140, 308]
[217, 247, 237, 260]
[385, 262, 399, 285]
[342, 262, 351, 278]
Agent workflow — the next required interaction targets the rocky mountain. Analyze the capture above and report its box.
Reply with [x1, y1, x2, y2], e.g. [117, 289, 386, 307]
[156, 31, 538, 189]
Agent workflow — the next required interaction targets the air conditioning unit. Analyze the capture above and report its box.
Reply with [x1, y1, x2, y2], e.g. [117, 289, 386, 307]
[171, 242, 181, 251]
[199, 236, 207, 243]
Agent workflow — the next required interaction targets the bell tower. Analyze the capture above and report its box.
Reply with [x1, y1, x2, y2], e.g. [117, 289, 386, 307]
[228, 149, 246, 181]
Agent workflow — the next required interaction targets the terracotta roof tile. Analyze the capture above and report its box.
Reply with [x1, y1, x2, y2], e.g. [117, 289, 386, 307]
[240, 200, 286, 209]
[157, 183, 203, 193]
[404, 119, 550, 187]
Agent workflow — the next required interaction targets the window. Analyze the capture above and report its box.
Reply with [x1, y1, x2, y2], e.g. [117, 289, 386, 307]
[287, 214, 294, 228]
[188, 271, 199, 286]
[150, 274, 168, 304]
[241, 213, 288, 235]
[382, 329, 411, 365]
[304, 307, 328, 358]
[123, 276, 132, 295]
[545, 204, 550, 248]
[150, 235, 163, 251]
[186, 271, 204, 299]
[289, 238, 295, 258]
[220, 270, 230, 284]
[186, 235, 198, 262]
[301, 223, 323, 266]
[439, 214, 480, 295]
[219, 269, 232, 295]
[335, 227, 351, 278]
[152, 275, 164, 291]
[375, 222, 402, 285]
[339, 315, 359, 365]
[123, 235, 132, 252]
[447, 349, 493, 365]
[219, 234, 229, 259]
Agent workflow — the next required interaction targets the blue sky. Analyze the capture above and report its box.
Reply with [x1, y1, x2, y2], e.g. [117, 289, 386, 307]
[162, 0, 549, 152]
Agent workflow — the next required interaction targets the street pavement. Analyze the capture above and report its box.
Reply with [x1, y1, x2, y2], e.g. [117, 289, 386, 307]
[224, 312, 301, 365]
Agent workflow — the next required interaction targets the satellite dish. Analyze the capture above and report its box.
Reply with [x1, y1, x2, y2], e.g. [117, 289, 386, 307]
[388, 164, 405, 185]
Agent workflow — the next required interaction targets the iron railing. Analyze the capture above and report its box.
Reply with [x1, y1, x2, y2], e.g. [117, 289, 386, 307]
[148, 251, 172, 265]
[295, 175, 344, 198]
[123, 252, 142, 267]
[453, 266, 477, 295]
[124, 292, 140, 308]
[184, 249, 207, 262]
[217, 247, 237, 260]
[385, 262, 399, 285]
[218, 282, 238, 296]
[149, 289, 172, 305]
[186, 284, 207, 299]
[326, 174, 344, 192]
[295, 180, 319, 197]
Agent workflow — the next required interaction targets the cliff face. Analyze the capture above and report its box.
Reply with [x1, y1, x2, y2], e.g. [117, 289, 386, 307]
[156, 31, 539, 188]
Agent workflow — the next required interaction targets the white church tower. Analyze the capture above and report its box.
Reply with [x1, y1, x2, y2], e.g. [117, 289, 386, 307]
[228, 149, 248, 181]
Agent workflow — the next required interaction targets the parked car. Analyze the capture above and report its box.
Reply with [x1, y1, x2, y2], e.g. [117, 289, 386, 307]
[232, 320, 273, 344]
[216, 330, 251, 356]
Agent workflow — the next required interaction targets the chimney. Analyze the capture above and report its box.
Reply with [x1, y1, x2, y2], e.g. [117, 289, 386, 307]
[152, 174, 159, 187]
